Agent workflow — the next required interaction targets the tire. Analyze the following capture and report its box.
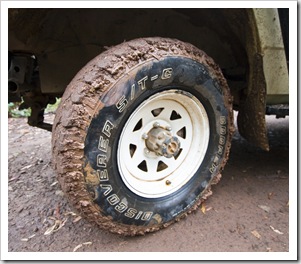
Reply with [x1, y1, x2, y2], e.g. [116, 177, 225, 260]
[52, 37, 234, 236]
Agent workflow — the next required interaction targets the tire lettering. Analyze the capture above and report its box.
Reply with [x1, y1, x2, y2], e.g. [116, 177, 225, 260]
[209, 163, 217, 174]
[99, 184, 112, 196]
[107, 194, 120, 205]
[116, 95, 128, 113]
[141, 212, 153, 221]
[125, 208, 137, 218]
[220, 116, 226, 125]
[161, 68, 173, 79]
[218, 145, 223, 155]
[95, 66, 171, 222]
[97, 154, 107, 168]
[151, 75, 158, 81]
[98, 183, 154, 220]
[102, 120, 114, 137]
[218, 117, 226, 156]
[97, 169, 109, 181]
[115, 202, 128, 213]
[97, 121, 113, 171]
[127, 68, 175, 106]
[138, 76, 148, 90]
[219, 135, 225, 145]
[220, 126, 226, 135]
[131, 84, 136, 100]
[135, 211, 143, 220]
[98, 136, 109, 152]
[209, 116, 227, 175]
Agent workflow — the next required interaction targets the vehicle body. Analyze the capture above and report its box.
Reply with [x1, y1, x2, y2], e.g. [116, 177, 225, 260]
[8, 8, 289, 235]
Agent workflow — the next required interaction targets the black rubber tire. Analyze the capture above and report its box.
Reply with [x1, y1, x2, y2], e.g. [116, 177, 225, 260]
[52, 37, 234, 236]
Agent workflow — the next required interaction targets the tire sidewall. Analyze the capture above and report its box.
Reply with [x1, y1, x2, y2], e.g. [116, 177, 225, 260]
[84, 56, 229, 226]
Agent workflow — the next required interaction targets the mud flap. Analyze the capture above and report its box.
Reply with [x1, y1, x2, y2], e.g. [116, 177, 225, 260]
[237, 53, 269, 151]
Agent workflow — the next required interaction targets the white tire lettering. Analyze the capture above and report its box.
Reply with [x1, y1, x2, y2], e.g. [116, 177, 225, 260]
[131, 84, 136, 100]
[98, 136, 109, 152]
[97, 169, 109, 181]
[141, 212, 153, 221]
[99, 184, 112, 196]
[220, 126, 226, 135]
[125, 208, 137, 218]
[116, 95, 128, 113]
[161, 68, 173, 79]
[97, 154, 107, 168]
[115, 202, 128, 213]
[107, 194, 120, 205]
[138, 76, 148, 90]
[102, 120, 114, 137]
[135, 211, 143, 220]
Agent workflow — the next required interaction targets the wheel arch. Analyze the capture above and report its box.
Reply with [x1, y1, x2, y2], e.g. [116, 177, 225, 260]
[9, 8, 288, 150]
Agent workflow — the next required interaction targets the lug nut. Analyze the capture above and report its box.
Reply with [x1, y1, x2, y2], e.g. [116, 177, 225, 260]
[142, 133, 148, 140]
[153, 122, 160, 128]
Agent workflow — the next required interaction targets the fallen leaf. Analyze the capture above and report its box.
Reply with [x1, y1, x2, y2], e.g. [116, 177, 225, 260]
[73, 242, 92, 252]
[206, 206, 213, 212]
[73, 216, 82, 223]
[44, 218, 67, 235]
[8, 176, 20, 182]
[28, 234, 36, 239]
[20, 234, 36, 242]
[270, 225, 283, 235]
[268, 192, 274, 200]
[50, 181, 58, 187]
[64, 211, 77, 217]
[73, 244, 83, 252]
[201, 203, 206, 214]
[20, 164, 34, 171]
[258, 205, 270, 213]
[251, 230, 261, 239]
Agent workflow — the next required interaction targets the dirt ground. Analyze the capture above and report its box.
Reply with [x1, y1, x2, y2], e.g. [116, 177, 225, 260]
[6, 112, 290, 257]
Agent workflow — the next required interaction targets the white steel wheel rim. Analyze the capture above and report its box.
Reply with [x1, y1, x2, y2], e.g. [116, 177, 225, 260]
[117, 90, 210, 198]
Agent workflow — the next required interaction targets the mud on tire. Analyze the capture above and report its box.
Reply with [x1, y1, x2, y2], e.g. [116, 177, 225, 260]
[52, 37, 234, 236]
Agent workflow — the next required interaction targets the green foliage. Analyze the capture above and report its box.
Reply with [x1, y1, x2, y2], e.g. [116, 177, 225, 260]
[8, 102, 31, 118]
[8, 98, 61, 118]
[45, 98, 61, 113]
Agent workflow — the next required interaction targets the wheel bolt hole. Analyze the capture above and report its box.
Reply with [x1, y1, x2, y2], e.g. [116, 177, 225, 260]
[166, 180, 171, 185]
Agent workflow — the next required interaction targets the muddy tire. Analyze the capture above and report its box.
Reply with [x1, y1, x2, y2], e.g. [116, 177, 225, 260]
[52, 37, 234, 236]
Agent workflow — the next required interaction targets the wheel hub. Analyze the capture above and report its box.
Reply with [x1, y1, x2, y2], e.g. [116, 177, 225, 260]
[144, 122, 181, 158]
[117, 90, 210, 198]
